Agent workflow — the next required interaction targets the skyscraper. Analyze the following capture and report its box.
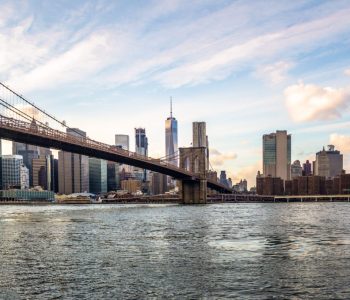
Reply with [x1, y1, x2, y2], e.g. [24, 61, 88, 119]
[31, 154, 56, 191]
[12, 143, 39, 186]
[219, 170, 228, 187]
[263, 130, 291, 181]
[314, 145, 343, 178]
[1, 155, 29, 189]
[135, 128, 148, 156]
[58, 128, 89, 194]
[135, 128, 148, 181]
[291, 160, 303, 178]
[165, 98, 178, 166]
[89, 158, 107, 194]
[115, 134, 129, 150]
[303, 160, 312, 176]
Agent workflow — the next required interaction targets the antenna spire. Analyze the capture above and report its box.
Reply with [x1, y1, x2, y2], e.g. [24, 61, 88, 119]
[170, 96, 173, 118]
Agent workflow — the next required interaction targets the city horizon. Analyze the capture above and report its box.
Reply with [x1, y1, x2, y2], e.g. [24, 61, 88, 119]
[1, 0, 350, 188]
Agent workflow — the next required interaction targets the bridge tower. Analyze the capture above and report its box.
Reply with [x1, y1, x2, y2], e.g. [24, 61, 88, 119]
[179, 147, 207, 204]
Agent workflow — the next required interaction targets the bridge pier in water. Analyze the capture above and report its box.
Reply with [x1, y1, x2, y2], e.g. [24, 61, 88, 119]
[179, 147, 207, 204]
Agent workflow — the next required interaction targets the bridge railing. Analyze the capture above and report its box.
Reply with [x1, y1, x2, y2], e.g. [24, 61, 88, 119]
[0, 114, 194, 177]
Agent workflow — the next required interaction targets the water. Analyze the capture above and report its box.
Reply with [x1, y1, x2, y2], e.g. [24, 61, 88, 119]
[1, 203, 350, 299]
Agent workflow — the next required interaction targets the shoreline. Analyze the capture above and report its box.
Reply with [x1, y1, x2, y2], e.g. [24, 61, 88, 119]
[1, 199, 350, 205]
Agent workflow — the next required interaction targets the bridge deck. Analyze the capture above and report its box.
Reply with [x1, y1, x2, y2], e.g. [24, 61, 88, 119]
[0, 115, 231, 192]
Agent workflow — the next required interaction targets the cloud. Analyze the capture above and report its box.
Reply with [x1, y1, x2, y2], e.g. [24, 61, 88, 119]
[210, 148, 237, 167]
[329, 133, 350, 154]
[7, 29, 125, 93]
[255, 61, 293, 85]
[345, 69, 350, 76]
[329, 133, 350, 172]
[154, 7, 350, 88]
[284, 82, 350, 122]
[2, 2, 350, 91]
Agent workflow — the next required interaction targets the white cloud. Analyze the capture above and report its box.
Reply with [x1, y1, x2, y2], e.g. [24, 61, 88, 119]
[210, 148, 237, 167]
[154, 7, 350, 88]
[329, 133, 350, 172]
[284, 82, 350, 122]
[329, 133, 350, 154]
[255, 61, 293, 85]
[345, 69, 350, 76]
[2, 2, 350, 91]
[7, 30, 126, 93]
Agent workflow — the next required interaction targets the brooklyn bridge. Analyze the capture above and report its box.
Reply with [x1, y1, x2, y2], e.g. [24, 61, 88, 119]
[0, 82, 232, 204]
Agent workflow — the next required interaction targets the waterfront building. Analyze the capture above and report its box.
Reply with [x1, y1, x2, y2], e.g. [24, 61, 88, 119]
[0, 189, 55, 201]
[339, 174, 350, 194]
[303, 160, 312, 176]
[107, 162, 120, 192]
[32, 155, 54, 190]
[256, 175, 284, 195]
[165, 98, 178, 166]
[263, 130, 291, 181]
[89, 158, 107, 194]
[12, 143, 39, 186]
[53, 158, 58, 193]
[291, 160, 303, 178]
[121, 179, 142, 194]
[1, 155, 29, 189]
[150, 172, 168, 195]
[58, 128, 89, 194]
[314, 145, 343, 178]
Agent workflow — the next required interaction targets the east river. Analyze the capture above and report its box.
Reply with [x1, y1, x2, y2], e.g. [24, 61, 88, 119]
[1, 203, 350, 299]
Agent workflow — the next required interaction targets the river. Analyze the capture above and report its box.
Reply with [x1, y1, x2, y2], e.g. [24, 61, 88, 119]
[1, 203, 350, 299]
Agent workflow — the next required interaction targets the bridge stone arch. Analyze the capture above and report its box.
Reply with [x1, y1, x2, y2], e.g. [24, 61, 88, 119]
[179, 147, 207, 204]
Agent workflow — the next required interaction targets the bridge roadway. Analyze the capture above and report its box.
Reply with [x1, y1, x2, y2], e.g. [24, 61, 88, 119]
[0, 115, 231, 193]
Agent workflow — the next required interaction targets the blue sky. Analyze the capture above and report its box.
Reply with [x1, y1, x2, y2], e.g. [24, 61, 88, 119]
[1, 0, 350, 187]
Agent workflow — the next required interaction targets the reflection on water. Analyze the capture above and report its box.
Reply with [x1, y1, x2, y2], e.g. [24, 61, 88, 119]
[1, 203, 350, 299]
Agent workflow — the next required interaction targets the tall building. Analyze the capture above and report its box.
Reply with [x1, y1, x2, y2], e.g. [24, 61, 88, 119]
[291, 160, 303, 178]
[135, 128, 148, 181]
[89, 158, 107, 194]
[263, 130, 291, 181]
[32, 155, 57, 191]
[135, 128, 148, 156]
[12, 143, 40, 186]
[107, 162, 120, 192]
[303, 160, 312, 176]
[115, 134, 131, 173]
[1, 155, 29, 189]
[115, 134, 129, 150]
[58, 128, 89, 194]
[165, 98, 178, 166]
[219, 170, 228, 187]
[150, 172, 168, 195]
[314, 145, 343, 178]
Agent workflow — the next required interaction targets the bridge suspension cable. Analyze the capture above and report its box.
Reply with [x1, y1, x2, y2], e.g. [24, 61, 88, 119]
[0, 81, 86, 138]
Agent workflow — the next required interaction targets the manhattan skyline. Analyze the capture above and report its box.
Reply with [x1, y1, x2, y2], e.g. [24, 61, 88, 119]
[1, 1, 350, 187]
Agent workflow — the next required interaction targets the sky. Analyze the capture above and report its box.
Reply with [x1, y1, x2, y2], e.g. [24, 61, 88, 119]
[1, 0, 350, 187]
